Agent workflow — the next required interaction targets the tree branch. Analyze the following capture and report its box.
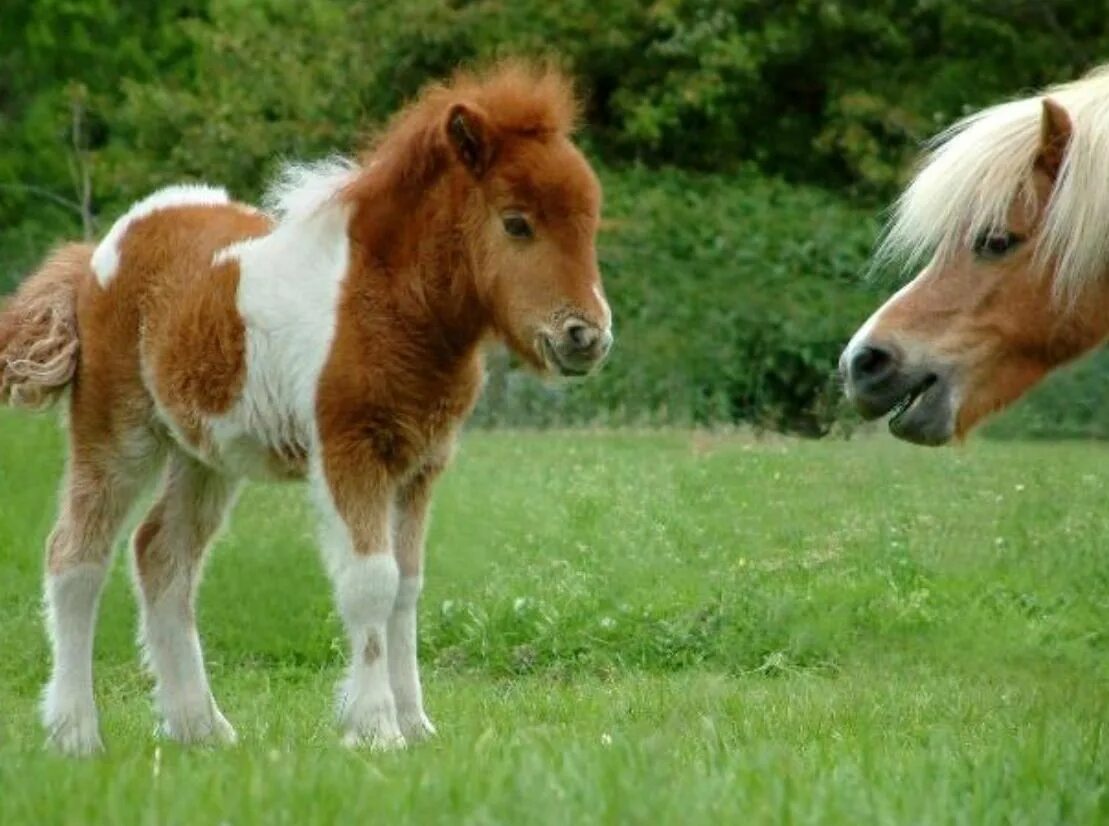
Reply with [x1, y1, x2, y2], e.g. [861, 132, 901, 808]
[0, 183, 88, 217]
[68, 92, 96, 240]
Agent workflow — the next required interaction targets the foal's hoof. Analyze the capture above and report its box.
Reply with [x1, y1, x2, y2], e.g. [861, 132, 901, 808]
[44, 715, 104, 757]
[42, 689, 104, 757]
[339, 703, 406, 751]
[337, 684, 406, 751]
[341, 727, 406, 751]
[158, 704, 238, 746]
[397, 709, 437, 743]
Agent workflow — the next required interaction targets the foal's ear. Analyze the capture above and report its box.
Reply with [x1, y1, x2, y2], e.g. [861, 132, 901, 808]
[446, 103, 495, 177]
[1037, 97, 1073, 178]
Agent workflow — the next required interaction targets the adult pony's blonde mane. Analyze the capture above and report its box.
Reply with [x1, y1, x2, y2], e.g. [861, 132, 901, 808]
[881, 66, 1109, 296]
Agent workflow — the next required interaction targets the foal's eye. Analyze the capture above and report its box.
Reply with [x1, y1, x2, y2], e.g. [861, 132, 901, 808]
[502, 212, 534, 240]
[973, 230, 1022, 260]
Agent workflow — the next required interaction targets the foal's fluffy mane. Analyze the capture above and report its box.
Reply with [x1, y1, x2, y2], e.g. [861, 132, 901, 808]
[881, 65, 1109, 296]
[261, 61, 580, 225]
[262, 157, 357, 222]
[346, 61, 579, 203]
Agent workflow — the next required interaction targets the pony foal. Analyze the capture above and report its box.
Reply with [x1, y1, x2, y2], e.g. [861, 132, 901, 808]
[0, 63, 612, 755]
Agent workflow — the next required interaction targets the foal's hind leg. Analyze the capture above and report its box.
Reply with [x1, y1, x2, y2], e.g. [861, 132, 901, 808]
[43, 447, 160, 755]
[131, 452, 239, 745]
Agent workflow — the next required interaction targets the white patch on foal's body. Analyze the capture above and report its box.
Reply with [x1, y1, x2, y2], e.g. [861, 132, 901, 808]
[211, 162, 411, 745]
[203, 161, 356, 480]
[92, 185, 230, 286]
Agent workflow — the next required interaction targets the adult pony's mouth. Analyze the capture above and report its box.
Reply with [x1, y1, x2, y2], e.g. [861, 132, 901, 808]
[887, 373, 954, 446]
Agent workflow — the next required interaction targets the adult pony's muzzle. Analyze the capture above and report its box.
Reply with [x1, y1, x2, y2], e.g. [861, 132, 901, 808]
[540, 317, 613, 377]
[840, 341, 955, 446]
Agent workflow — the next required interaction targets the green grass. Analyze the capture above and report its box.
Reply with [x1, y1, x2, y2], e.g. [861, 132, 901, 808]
[0, 411, 1105, 824]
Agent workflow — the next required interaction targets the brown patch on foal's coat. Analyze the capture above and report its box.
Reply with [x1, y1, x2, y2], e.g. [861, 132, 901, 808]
[363, 633, 383, 665]
[132, 505, 166, 587]
[126, 207, 270, 421]
[53, 204, 268, 464]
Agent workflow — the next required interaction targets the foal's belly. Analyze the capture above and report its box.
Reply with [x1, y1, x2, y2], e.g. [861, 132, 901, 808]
[200, 422, 309, 481]
[150, 391, 310, 482]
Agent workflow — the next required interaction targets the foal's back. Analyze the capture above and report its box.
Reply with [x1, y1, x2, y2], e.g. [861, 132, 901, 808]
[82, 190, 276, 472]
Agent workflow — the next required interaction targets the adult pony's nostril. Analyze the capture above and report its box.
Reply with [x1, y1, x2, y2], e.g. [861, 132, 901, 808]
[849, 344, 899, 385]
[564, 319, 598, 352]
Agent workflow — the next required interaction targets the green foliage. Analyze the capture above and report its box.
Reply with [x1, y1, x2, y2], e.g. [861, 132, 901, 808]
[0, 0, 204, 287]
[100, 0, 1109, 196]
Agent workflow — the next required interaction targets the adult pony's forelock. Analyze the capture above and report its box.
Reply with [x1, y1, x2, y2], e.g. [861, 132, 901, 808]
[878, 65, 1109, 298]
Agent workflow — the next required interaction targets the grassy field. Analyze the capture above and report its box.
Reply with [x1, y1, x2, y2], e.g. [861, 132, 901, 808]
[0, 411, 1105, 824]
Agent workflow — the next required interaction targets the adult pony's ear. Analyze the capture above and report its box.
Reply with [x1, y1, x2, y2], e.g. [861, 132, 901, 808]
[446, 103, 496, 177]
[1037, 97, 1073, 179]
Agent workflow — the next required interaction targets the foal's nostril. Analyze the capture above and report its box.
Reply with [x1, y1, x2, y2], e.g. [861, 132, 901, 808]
[849, 344, 899, 385]
[565, 320, 598, 352]
[599, 329, 613, 356]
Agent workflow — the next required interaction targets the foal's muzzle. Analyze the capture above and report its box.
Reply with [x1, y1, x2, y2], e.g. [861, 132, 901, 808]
[540, 317, 613, 377]
[840, 340, 955, 446]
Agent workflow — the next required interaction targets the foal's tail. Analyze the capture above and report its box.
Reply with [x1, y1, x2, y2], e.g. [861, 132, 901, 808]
[0, 243, 92, 410]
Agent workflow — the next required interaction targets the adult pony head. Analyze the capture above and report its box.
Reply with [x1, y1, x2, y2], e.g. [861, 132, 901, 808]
[841, 67, 1109, 445]
[343, 62, 612, 377]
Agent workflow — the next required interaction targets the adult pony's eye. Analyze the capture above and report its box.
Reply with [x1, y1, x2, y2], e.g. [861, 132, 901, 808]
[973, 230, 1022, 260]
[502, 211, 534, 240]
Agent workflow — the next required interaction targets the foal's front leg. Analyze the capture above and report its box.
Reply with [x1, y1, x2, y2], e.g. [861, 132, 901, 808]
[389, 462, 443, 742]
[314, 458, 403, 749]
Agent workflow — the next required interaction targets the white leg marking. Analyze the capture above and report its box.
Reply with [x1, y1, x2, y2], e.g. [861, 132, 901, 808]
[330, 551, 402, 749]
[42, 562, 108, 756]
[134, 459, 238, 745]
[389, 576, 435, 742]
[140, 575, 236, 745]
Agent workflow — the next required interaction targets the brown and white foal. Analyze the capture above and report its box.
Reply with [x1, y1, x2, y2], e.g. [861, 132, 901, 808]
[0, 64, 612, 755]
